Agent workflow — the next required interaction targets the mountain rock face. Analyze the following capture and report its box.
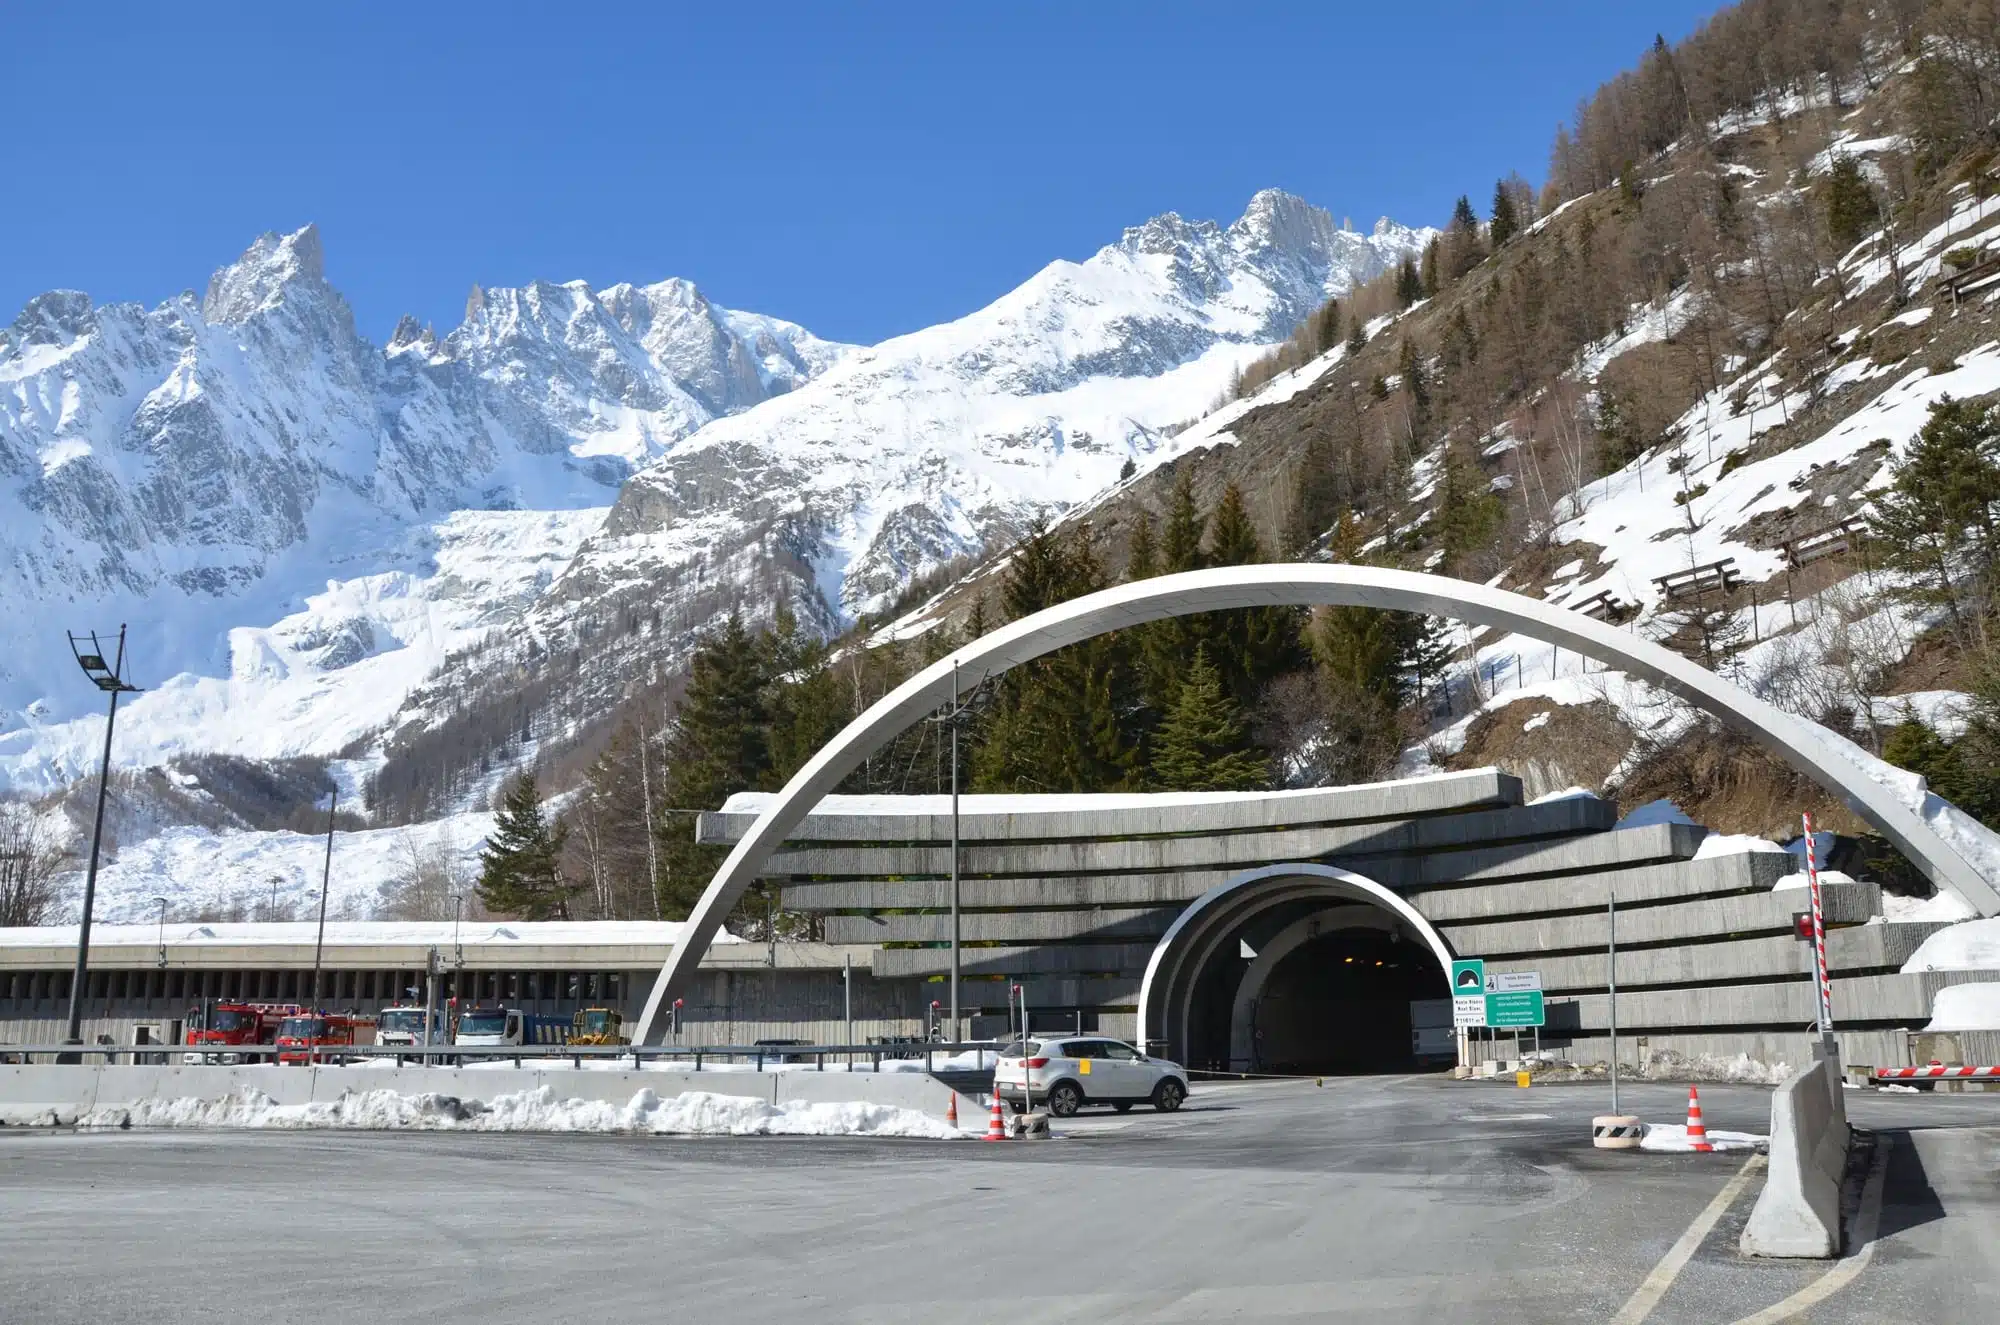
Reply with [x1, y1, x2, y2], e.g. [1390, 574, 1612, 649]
[0, 193, 1429, 818]
[0, 226, 852, 790]
[550, 191, 1430, 627]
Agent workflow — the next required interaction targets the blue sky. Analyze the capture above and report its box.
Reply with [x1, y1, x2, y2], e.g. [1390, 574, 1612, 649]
[3, 4, 1724, 347]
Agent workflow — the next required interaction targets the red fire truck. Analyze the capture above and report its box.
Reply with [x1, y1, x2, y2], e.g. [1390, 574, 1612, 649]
[182, 1001, 301, 1065]
[274, 1012, 376, 1065]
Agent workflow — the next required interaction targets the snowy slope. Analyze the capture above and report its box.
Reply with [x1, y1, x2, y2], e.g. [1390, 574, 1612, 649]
[549, 192, 1431, 625]
[0, 227, 852, 792]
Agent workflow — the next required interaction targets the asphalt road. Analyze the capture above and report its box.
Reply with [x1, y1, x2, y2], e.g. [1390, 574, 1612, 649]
[0, 1074, 1995, 1323]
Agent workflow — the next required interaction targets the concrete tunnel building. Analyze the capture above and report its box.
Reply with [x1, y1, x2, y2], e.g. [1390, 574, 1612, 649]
[699, 768, 1988, 1073]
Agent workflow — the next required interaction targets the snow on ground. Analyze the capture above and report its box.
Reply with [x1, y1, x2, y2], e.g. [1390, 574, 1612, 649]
[1616, 798, 1701, 829]
[1923, 982, 2000, 1032]
[1640, 1123, 1766, 1153]
[75, 1085, 962, 1138]
[1884, 890, 1977, 923]
[54, 809, 497, 923]
[1904, 917, 2000, 972]
[0, 918, 738, 949]
[1870, 689, 1973, 739]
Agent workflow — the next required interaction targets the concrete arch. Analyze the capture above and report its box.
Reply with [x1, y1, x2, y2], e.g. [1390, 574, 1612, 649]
[634, 564, 1998, 1043]
[1228, 905, 1399, 1071]
[1135, 862, 1456, 1066]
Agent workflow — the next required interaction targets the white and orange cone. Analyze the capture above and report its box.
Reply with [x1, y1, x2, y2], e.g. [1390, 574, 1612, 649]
[946, 1091, 959, 1128]
[982, 1085, 1009, 1142]
[1685, 1084, 1713, 1152]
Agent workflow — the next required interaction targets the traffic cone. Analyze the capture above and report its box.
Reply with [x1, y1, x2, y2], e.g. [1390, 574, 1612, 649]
[1685, 1084, 1713, 1152]
[946, 1091, 959, 1128]
[982, 1086, 1009, 1142]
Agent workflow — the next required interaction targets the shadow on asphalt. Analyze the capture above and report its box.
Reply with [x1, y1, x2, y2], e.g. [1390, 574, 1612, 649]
[1871, 1129, 1946, 1242]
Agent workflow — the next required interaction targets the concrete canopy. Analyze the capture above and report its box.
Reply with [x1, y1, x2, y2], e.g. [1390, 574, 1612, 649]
[634, 564, 2000, 1044]
[1134, 862, 1455, 1066]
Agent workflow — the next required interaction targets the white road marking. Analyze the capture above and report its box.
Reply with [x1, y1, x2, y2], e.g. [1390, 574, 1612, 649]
[1610, 1152, 1767, 1324]
[1728, 1137, 1891, 1324]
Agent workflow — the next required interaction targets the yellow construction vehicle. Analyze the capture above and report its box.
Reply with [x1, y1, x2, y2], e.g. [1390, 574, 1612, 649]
[569, 1007, 628, 1045]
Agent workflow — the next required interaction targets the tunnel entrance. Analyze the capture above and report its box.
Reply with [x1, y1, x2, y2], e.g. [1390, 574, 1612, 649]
[1143, 865, 1458, 1076]
[1248, 927, 1447, 1074]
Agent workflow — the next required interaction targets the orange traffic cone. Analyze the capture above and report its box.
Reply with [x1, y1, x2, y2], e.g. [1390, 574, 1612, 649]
[982, 1086, 1009, 1142]
[946, 1091, 959, 1128]
[1685, 1084, 1713, 1153]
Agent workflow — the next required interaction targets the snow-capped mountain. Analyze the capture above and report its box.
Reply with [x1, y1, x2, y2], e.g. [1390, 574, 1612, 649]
[549, 191, 1430, 624]
[1, 192, 1429, 849]
[0, 225, 853, 791]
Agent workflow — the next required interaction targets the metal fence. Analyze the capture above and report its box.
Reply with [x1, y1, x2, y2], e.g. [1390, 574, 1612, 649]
[0, 1040, 1001, 1073]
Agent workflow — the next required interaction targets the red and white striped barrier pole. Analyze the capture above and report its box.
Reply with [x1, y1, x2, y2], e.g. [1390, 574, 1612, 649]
[1872, 1065, 2000, 1080]
[1802, 812, 1836, 1055]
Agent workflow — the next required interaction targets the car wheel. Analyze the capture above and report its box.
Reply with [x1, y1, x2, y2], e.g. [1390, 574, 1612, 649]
[1047, 1081, 1083, 1117]
[1152, 1078, 1187, 1113]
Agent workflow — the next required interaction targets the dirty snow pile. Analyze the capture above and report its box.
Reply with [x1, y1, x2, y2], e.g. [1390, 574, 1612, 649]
[1639, 1123, 1766, 1153]
[76, 1085, 963, 1139]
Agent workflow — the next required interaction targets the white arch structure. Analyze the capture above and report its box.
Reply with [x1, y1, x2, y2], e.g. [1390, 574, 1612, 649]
[635, 564, 1999, 1043]
[1132, 862, 1455, 1068]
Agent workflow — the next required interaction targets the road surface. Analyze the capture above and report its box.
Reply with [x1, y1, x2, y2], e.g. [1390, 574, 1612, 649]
[1, 1074, 1994, 1322]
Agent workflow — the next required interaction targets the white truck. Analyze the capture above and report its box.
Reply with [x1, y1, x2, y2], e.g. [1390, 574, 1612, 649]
[374, 1004, 447, 1055]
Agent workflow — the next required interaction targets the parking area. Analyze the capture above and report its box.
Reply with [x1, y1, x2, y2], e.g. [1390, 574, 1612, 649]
[1, 1073, 1995, 1323]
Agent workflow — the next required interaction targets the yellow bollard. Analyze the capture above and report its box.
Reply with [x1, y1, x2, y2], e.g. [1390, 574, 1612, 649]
[1515, 1070, 1532, 1089]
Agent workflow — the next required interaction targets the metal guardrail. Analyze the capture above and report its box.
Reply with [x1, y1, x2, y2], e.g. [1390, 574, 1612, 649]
[0, 1041, 1002, 1073]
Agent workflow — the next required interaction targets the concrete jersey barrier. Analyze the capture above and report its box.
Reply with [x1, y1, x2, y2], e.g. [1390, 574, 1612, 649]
[1740, 1053, 1851, 1257]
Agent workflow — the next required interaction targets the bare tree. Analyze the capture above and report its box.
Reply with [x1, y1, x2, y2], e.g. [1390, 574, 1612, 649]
[0, 802, 69, 926]
[375, 828, 470, 921]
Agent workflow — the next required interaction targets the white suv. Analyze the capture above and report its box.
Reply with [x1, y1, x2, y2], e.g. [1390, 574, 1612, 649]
[993, 1036, 1190, 1117]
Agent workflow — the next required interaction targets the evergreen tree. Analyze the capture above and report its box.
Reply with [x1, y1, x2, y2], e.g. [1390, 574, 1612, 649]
[1490, 179, 1520, 249]
[1420, 237, 1441, 296]
[477, 772, 578, 920]
[1313, 300, 1342, 354]
[1160, 469, 1206, 574]
[1395, 257, 1423, 308]
[1137, 471, 1210, 713]
[1871, 397, 2000, 642]
[1281, 433, 1344, 558]
[1149, 645, 1269, 791]
[1346, 318, 1367, 354]
[1823, 156, 1878, 253]
[1126, 512, 1158, 580]
[1205, 483, 1308, 706]
[656, 613, 775, 918]
[1429, 443, 1504, 574]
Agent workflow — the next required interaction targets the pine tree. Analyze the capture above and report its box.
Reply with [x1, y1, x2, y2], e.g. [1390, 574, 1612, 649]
[1126, 512, 1158, 580]
[1161, 470, 1205, 574]
[1313, 300, 1342, 354]
[1205, 483, 1308, 706]
[1346, 318, 1367, 354]
[1150, 646, 1269, 791]
[1420, 237, 1441, 296]
[1490, 179, 1520, 248]
[1429, 443, 1504, 575]
[1871, 396, 2000, 642]
[1823, 156, 1878, 253]
[1281, 433, 1343, 558]
[477, 772, 578, 920]
[1395, 257, 1423, 308]
[656, 613, 775, 919]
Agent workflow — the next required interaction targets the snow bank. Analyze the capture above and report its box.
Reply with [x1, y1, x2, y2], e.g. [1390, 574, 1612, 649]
[1904, 917, 2000, 972]
[78, 1085, 963, 1139]
[1694, 833, 1788, 860]
[1616, 798, 1699, 830]
[1923, 983, 2000, 1032]
[1640, 1123, 1766, 1153]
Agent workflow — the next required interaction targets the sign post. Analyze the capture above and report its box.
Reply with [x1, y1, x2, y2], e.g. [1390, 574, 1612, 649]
[1450, 959, 1485, 1068]
[1802, 812, 1837, 1057]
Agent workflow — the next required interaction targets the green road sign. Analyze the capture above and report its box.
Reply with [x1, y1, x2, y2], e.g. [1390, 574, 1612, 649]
[1449, 959, 1485, 994]
[1484, 990, 1545, 1028]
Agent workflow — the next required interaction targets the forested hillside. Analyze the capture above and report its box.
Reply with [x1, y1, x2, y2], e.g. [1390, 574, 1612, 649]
[487, 0, 2000, 927]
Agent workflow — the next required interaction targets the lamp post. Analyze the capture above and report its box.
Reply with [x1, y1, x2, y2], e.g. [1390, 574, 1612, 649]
[153, 895, 168, 970]
[310, 791, 336, 1012]
[62, 625, 140, 1055]
[928, 664, 991, 1044]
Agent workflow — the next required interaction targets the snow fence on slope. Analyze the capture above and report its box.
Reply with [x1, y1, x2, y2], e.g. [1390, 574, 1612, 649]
[74, 1085, 963, 1139]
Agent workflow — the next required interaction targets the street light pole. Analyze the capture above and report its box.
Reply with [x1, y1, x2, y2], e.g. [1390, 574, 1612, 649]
[310, 791, 336, 1011]
[949, 661, 961, 1044]
[153, 895, 168, 970]
[1608, 878, 1620, 1118]
[63, 625, 140, 1052]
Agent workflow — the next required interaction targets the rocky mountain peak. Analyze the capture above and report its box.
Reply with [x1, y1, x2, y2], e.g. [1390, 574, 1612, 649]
[201, 224, 329, 327]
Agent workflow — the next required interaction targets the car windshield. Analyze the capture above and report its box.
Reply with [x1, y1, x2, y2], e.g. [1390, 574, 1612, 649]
[378, 1010, 425, 1034]
[204, 1010, 254, 1033]
[459, 1012, 506, 1034]
[279, 1017, 326, 1039]
[578, 1011, 611, 1032]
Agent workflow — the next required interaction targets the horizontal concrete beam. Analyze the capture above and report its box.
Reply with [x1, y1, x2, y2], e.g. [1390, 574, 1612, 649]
[822, 909, 1175, 946]
[1439, 880, 1879, 956]
[783, 873, 1227, 913]
[699, 770, 1524, 846]
[873, 944, 1157, 978]
[1550, 970, 2000, 1031]
[1410, 852, 1792, 925]
[1478, 923, 1922, 994]
[761, 798, 1617, 880]
[1337, 822, 1707, 890]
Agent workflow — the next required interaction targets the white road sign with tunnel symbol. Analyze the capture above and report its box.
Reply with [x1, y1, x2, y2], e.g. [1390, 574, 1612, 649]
[1450, 959, 1486, 1028]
